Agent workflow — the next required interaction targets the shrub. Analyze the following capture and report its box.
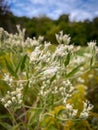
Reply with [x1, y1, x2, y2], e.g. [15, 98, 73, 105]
[0, 26, 97, 130]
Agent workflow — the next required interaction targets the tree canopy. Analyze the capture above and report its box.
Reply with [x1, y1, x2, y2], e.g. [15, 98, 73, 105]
[0, 0, 10, 15]
[0, 3, 98, 46]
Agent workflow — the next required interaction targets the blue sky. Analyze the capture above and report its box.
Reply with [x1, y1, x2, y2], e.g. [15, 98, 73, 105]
[7, 0, 98, 21]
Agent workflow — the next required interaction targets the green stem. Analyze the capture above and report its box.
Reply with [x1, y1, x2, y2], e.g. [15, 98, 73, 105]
[7, 108, 19, 129]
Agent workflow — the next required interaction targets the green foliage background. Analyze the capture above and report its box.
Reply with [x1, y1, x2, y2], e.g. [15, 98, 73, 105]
[0, 13, 98, 46]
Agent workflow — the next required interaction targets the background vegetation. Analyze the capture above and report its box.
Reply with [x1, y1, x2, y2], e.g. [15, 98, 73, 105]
[0, 0, 98, 46]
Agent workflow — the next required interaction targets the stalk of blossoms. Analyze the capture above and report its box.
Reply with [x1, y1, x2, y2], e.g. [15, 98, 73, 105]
[0, 27, 97, 129]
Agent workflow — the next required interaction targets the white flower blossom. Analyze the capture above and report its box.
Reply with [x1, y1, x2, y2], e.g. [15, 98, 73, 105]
[80, 100, 93, 118]
[87, 41, 96, 48]
[43, 66, 59, 76]
[54, 44, 68, 57]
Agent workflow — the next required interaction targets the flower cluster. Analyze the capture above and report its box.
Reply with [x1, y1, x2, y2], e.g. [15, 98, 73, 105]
[3, 73, 13, 86]
[1, 74, 23, 109]
[0, 27, 97, 123]
[80, 100, 93, 119]
[55, 31, 70, 44]
[65, 103, 78, 118]
[1, 87, 23, 109]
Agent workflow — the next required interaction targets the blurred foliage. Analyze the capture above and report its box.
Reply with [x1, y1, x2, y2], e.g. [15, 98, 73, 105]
[0, 0, 11, 15]
[0, 1, 98, 45]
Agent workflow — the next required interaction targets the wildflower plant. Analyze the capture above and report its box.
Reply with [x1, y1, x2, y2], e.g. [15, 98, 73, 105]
[0, 26, 97, 129]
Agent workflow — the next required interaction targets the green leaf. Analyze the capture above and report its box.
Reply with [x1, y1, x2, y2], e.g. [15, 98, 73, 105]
[0, 114, 10, 119]
[48, 125, 58, 130]
[50, 74, 56, 83]
[23, 81, 29, 100]
[15, 54, 27, 74]
[21, 54, 27, 71]
[0, 122, 12, 130]
[4, 58, 16, 77]
[90, 56, 93, 67]
[15, 57, 23, 74]
[64, 53, 71, 67]
[10, 123, 21, 130]
[66, 64, 83, 78]
[28, 108, 42, 125]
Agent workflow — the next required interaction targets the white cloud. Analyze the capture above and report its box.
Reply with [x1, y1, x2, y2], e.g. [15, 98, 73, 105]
[95, 11, 98, 15]
[8, 0, 98, 21]
[47, 9, 63, 19]
[28, 0, 47, 5]
[70, 10, 92, 21]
